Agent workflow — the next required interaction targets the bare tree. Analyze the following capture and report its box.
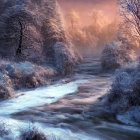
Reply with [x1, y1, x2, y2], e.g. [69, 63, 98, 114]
[118, 0, 140, 36]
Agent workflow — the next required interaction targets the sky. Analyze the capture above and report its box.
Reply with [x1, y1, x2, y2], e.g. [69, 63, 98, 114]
[58, 0, 118, 26]
[58, 0, 117, 6]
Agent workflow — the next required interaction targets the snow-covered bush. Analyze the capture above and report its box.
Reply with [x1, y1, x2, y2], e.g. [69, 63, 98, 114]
[0, 122, 10, 137]
[19, 126, 47, 140]
[106, 64, 140, 113]
[0, 71, 13, 99]
[0, 60, 57, 100]
[101, 41, 136, 70]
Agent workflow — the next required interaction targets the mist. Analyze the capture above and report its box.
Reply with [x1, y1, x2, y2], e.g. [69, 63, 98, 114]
[58, 0, 120, 55]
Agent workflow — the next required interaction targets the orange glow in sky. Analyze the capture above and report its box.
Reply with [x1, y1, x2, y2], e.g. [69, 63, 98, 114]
[58, 0, 118, 26]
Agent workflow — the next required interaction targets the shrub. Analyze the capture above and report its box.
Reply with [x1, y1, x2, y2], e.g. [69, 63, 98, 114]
[19, 126, 47, 140]
[101, 41, 136, 70]
[0, 60, 56, 100]
[0, 122, 10, 137]
[106, 64, 140, 113]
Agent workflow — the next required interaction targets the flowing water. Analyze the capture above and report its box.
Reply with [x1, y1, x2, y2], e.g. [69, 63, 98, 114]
[0, 57, 140, 140]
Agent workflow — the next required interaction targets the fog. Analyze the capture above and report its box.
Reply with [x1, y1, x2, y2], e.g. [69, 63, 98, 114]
[58, 0, 118, 25]
[58, 0, 120, 55]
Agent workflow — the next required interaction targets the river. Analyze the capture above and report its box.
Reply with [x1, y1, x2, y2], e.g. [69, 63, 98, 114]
[0, 56, 140, 140]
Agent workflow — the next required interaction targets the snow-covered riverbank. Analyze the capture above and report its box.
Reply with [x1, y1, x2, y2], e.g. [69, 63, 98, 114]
[0, 57, 140, 140]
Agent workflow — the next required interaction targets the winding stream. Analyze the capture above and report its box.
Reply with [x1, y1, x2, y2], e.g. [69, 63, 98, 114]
[0, 57, 140, 140]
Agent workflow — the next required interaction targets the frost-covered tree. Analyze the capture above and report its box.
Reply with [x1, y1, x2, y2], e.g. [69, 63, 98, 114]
[118, 0, 140, 36]
[101, 41, 136, 70]
[66, 10, 80, 29]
